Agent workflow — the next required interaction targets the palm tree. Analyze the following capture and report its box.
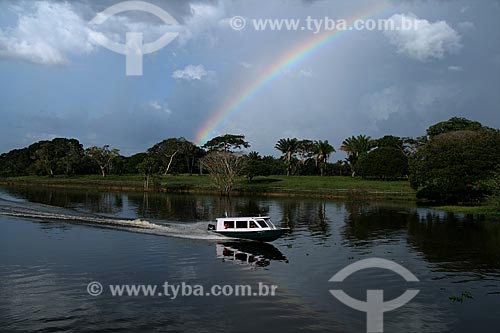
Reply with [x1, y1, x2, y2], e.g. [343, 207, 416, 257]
[340, 135, 373, 177]
[275, 138, 298, 176]
[313, 140, 335, 176]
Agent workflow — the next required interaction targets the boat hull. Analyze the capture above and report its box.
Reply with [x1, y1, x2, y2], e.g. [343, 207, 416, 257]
[214, 228, 289, 242]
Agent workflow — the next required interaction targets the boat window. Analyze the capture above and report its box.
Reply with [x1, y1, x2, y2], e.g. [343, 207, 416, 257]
[236, 220, 248, 229]
[256, 219, 268, 228]
[223, 221, 235, 229]
[249, 221, 259, 228]
[265, 218, 276, 229]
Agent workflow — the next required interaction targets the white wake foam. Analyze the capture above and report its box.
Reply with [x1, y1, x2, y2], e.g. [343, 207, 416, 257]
[0, 199, 228, 240]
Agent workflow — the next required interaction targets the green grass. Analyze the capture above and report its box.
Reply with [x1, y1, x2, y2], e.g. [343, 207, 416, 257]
[435, 205, 500, 216]
[0, 174, 415, 200]
[234, 175, 415, 199]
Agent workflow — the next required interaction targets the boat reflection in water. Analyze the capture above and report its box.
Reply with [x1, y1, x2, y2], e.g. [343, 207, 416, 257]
[216, 241, 288, 268]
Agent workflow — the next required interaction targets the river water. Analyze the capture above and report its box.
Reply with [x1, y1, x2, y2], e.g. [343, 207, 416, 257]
[0, 185, 499, 332]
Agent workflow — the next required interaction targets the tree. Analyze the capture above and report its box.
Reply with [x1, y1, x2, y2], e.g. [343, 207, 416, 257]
[148, 137, 193, 175]
[200, 151, 244, 196]
[29, 138, 85, 176]
[0, 138, 87, 177]
[183, 144, 204, 176]
[243, 151, 267, 181]
[137, 157, 157, 190]
[0, 147, 33, 177]
[275, 138, 298, 176]
[313, 140, 335, 176]
[33, 143, 54, 176]
[480, 165, 500, 205]
[426, 117, 486, 138]
[47, 138, 85, 175]
[203, 134, 250, 152]
[261, 155, 285, 176]
[356, 147, 408, 179]
[372, 135, 404, 150]
[340, 135, 373, 177]
[330, 160, 350, 176]
[86, 145, 120, 177]
[121, 153, 148, 174]
[409, 129, 500, 204]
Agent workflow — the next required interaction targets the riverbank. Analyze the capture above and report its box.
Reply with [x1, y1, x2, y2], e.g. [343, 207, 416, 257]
[435, 205, 500, 217]
[1, 175, 499, 216]
[0, 174, 415, 200]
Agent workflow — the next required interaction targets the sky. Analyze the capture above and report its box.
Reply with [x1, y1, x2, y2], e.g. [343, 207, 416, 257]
[0, 0, 499, 159]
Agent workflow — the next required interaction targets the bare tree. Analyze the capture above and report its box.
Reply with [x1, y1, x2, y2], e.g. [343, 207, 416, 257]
[200, 151, 243, 196]
[137, 156, 156, 190]
[86, 145, 120, 177]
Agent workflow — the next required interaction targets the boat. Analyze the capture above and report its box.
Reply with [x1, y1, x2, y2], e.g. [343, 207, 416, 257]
[208, 216, 289, 242]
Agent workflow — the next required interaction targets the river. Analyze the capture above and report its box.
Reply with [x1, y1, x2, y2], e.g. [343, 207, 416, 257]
[1, 186, 499, 332]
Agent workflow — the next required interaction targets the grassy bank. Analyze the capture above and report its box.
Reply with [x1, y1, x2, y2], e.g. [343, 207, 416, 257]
[435, 205, 500, 216]
[2, 175, 500, 216]
[0, 174, 415, 200]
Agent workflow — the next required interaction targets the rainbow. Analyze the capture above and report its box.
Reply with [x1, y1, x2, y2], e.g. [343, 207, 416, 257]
[195, 2, 390, 145]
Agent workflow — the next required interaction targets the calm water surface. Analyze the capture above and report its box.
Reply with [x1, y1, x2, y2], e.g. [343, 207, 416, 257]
[1, 185, 499, 332]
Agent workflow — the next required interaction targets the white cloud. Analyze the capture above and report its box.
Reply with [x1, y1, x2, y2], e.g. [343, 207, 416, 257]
[283, 68, 314, 78]
[384, 13, 462, 62]
[88, 11, 180, 46]
[448, 65, 463, 72]
[149, 100, 162, 110]
[299, 69, 313, 77]
[149, 100, 172, 114]
[0, 2, 95, 64]
[178, 3, 225, 45]
[172, 64, 208, 81]
[0, 1, 178, 65]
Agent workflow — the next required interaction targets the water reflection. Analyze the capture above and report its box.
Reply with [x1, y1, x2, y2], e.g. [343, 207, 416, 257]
[0, 186, 124, 214]
[136, 193, 274, 222]
[2, 185, 500, 275]
[342, 202, 417, 246]
[341, 201, 500, 276]
[278, 200, 332, 240]
[216, 241, 288, 268]
[408, 211, 500, 272]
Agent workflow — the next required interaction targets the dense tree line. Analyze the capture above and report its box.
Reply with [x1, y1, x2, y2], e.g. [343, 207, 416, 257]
[1, 117, 499, 204]
[0, 138, 89, 177]
[408, 118, 500, 204]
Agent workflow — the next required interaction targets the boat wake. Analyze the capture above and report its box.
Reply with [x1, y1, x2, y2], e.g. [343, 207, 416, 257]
[0, 198, 228, 240]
